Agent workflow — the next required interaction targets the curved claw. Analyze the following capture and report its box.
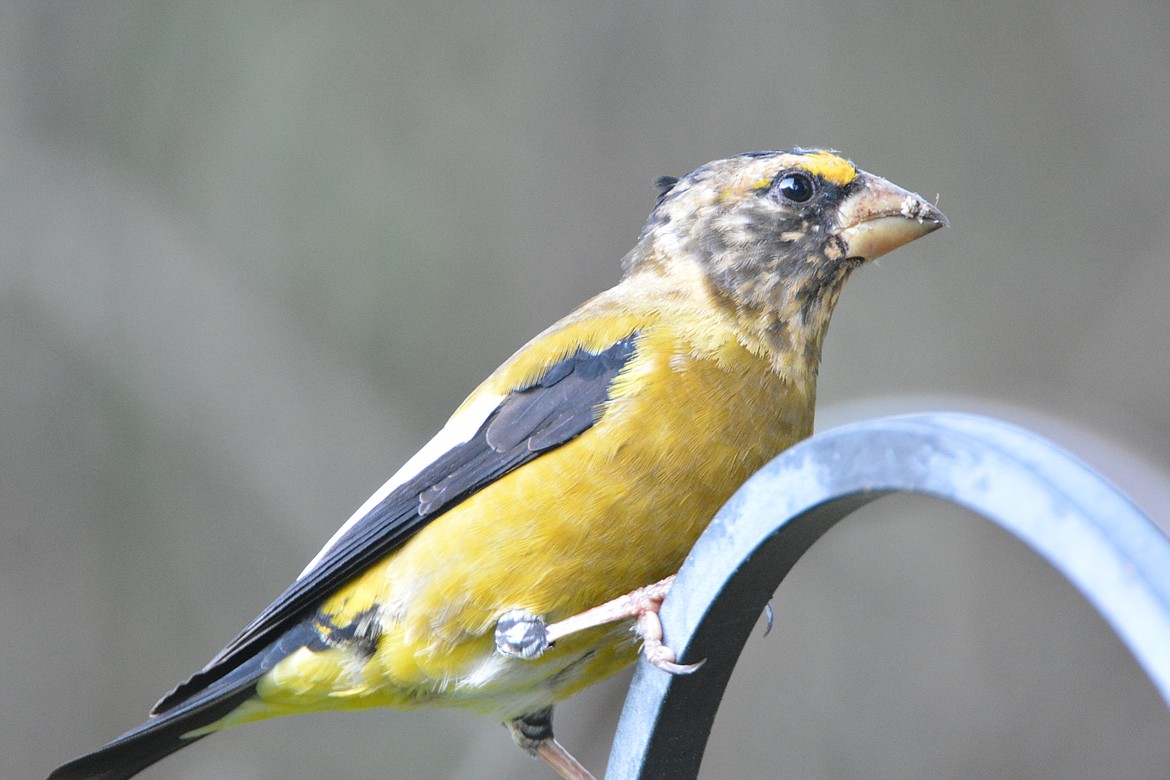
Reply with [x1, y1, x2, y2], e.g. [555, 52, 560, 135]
[503, 574, 709, 676]
[636, 600, 705, 675]
[645, 646, 706, 675]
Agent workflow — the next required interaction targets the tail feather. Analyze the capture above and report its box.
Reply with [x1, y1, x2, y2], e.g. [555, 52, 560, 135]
[49, 622, 319, 779]
[48, 682, 256, 780]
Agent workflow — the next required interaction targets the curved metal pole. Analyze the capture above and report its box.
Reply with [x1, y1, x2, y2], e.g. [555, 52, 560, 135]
[606, 413, 1170, 779]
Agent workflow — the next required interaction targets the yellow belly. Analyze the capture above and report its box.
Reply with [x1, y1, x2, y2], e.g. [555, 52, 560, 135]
[248, 322, 813, 723]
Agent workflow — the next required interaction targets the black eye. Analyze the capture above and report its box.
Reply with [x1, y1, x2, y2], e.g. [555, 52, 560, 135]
[775, 172, 815, 203]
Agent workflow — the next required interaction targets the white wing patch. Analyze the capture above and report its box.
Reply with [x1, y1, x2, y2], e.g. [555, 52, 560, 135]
[297, 392, 505, 580]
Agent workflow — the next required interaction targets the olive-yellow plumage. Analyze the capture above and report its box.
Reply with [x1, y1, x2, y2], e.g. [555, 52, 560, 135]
[51, 149, 947, 780]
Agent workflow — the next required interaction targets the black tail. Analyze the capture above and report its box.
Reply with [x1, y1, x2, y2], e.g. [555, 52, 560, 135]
[47, 680, 258, 780]
[47, 621, 321, 780]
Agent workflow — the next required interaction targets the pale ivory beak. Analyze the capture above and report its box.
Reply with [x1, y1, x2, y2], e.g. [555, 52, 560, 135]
[838, 172, 949, 261]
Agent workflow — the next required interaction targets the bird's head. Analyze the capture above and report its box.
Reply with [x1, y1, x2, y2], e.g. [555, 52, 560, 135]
[623, 149, 948, 362]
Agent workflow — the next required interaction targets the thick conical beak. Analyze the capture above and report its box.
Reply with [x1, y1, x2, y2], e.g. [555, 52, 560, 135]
[837, 171, 949, 261]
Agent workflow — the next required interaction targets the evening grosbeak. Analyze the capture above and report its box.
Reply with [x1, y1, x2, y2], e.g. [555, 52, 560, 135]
[51, 149, 947, 780]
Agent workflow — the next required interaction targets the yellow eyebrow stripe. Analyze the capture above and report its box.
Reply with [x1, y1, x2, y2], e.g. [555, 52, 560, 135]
[796, 151, 857, 187]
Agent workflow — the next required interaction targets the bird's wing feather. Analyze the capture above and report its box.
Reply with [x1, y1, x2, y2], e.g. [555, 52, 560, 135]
[152, 332, 639, 714]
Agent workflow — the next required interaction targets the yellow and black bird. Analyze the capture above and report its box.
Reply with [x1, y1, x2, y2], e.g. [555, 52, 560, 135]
[50, 149, 947, 780]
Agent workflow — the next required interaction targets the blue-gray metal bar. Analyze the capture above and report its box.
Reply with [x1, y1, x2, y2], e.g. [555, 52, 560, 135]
[605, 412, 1170, 779]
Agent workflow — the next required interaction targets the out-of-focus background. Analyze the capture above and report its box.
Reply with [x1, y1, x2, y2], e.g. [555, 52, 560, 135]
[5, 3, 1170, 778]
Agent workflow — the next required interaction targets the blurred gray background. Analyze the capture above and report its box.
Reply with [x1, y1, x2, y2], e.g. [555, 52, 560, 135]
[5, 2, 1170, 778]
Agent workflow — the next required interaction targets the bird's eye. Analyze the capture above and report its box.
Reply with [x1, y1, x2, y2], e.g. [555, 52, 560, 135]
[775, 172, 816, 203]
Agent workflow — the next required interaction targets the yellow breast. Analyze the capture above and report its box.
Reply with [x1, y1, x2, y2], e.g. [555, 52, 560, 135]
[254, 290, 814, 720]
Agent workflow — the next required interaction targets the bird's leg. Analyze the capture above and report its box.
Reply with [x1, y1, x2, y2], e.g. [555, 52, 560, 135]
[494, 575, 704, 674]
[507, 708, 596, 780]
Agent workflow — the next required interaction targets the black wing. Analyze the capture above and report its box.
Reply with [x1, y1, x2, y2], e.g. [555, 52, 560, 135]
[152, 334, 638, 714]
